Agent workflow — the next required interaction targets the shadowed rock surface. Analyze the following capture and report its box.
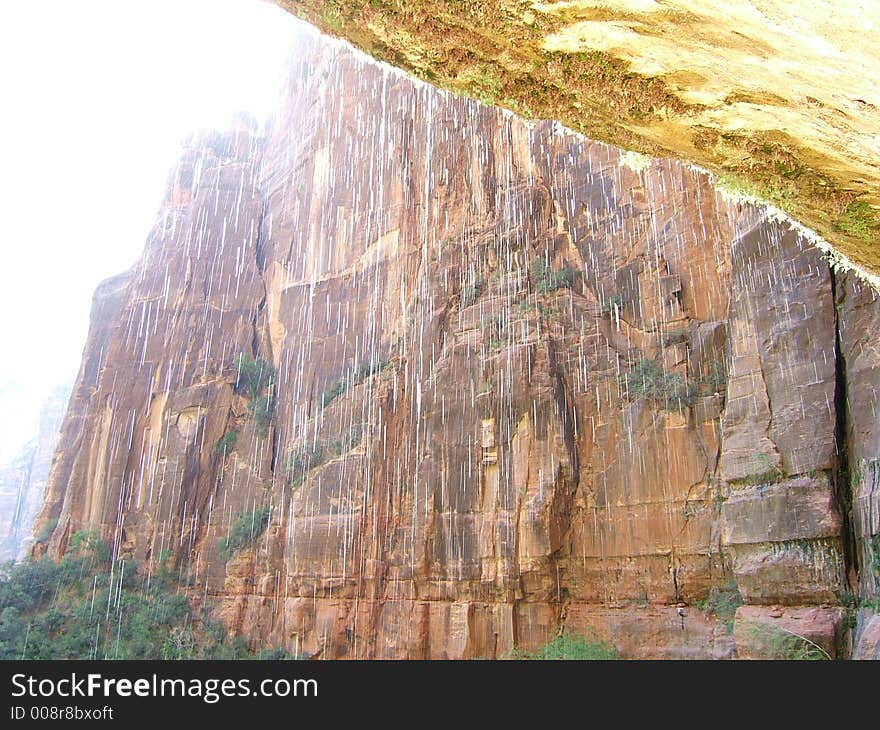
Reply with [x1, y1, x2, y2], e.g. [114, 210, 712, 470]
[32, 33, 879, 658]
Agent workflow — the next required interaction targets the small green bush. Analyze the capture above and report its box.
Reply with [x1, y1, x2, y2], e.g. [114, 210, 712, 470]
[232, 353, 274, 401]
[734, 452, 786, 486]
[621, 358, 696, 411]
[0, 532, 290, 659]
[506, 630, 619, 660]
[870, 533, 880, 578]
[320, 379, 347, 409]
[233, 353, 276, 431]
[694, 580, 743, 634]
[286, 426, 364, 486]
[480, 314, 505, 332]
[218, 507, 271, 561]
[253, 647, 302, 660]
[531, 257, 579, 294]
[214, 430, 238, 455]
[480, 313, 509, 350]
[835, 200, 877, 242]
[705, 359, 726, 392]
[745, 623, 830, 660]
[661, 329, 689, 347]
[599, 293, 624, 316]
[248, 396, 276, 431]
[320, 357, 391, 409]
[352, 358, 390, 382]
[67, 530, 111, 564]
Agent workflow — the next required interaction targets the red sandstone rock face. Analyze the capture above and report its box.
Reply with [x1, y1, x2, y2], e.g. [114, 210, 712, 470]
[32, 37, 879, 658]
[733, 605, 846, 659]
[853, 612, 880, 659]
[836, 272, 880, 658]
[836, 273, 880, 602]
[33, 129, 269, 572]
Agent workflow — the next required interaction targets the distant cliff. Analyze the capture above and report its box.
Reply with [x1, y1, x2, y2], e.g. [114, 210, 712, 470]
[32, 34, 880, 658]
[0, 386, 69, 561]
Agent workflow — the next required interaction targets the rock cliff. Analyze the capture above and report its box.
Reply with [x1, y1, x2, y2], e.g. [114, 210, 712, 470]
[32, 33, 880, 658]
[0, 386, 69, 562]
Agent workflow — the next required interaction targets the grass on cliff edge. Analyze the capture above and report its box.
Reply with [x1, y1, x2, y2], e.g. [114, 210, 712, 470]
[0, 531, 295, 659]
[277, 0, 880, 277]
[233, 352, 277, 432]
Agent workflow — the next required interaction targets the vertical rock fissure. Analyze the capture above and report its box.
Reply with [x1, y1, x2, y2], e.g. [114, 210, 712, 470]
[831, 270, 858, 592]
[254, 193, 267, 274]
[252, 193, 277, 478]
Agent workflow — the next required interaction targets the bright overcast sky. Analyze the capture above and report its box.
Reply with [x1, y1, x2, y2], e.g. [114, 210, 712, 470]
[0, 0, 303, 464]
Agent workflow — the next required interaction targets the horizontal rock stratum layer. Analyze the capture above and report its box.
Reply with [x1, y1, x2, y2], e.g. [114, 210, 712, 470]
[273, 1, 880, 278]
[33, 31, 880, 658]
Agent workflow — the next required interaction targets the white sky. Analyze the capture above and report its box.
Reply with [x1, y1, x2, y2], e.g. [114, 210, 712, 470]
[0, 0, 302, 464]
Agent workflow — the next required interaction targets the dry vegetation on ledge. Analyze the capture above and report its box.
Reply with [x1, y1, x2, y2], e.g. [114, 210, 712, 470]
[274, 0, 880, 276]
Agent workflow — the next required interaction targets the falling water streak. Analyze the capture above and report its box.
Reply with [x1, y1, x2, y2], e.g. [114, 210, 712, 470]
[29, 22, 879, 660]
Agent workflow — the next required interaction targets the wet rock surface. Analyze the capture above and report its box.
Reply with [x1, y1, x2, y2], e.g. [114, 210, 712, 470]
[733, 605, 846, 659]
[32, 38, 879, 658]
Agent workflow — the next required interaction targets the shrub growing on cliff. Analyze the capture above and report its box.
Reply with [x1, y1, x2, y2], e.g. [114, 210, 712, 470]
[320, 357, 391, 409]
[745, 623, 830, 660]
[505, 630, 619, 660]
[285, 426, 365, 487]
[530, 256, 579, 294]
[214, 430, 238, 456]
[67, 529, 111, 564]
[661, 328, 689, 347]
[705, 359, 726, 393]
[217, 506, 271, 561]
[352, 358, 390, 382]
[0, 531, 291, 659]
[694, 580, 743, 634]
[735, 452, 785, 487]
[872, 534, 880, 578]
[835, 200, 878, 242]
[621, 358, 695, 411]
[320, 379, 348, 409]
[248, 395, 276, 432]
[232, 353, 277, 432]
[233, 353, 274, 401]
